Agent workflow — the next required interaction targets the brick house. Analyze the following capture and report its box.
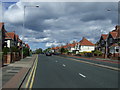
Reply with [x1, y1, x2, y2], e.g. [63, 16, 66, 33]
[67, 42, 78, 54]
[17, 38, 22, 49]
[107, 26, 119, 57]
[4, 32, 18, 48]
[51, 46, 60, 53]
[97, 34, 108, 54]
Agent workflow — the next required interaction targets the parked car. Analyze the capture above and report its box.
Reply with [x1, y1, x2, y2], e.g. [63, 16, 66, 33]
[52, 53, 60, 55]
[46, 52, 52, 56]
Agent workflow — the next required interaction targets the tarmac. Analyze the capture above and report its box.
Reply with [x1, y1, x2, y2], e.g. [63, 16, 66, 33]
[1, 54, 37, 89]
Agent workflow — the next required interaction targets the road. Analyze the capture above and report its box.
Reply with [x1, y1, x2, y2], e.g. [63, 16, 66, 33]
[32, 54, 118, 88]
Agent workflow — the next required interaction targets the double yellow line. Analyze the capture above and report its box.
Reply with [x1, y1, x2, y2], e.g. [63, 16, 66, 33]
[25, 55, 38, 89]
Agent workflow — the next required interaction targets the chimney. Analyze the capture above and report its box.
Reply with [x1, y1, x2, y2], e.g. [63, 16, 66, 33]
[73, 41, 76, 44]
[82, 37, 86, 39]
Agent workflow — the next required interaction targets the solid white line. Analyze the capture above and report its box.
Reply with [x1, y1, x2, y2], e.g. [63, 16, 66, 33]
[79, 73, 86, 78]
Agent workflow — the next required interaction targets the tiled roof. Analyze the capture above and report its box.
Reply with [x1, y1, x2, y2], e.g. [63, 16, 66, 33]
[62, 45, 68, 48]
[110, 25, 120, 38]
[79, 37, 94, 46]
[52, 46, 60, 50]
[26, 44, 30, 48]
[5, 32, 15, 39]
[101, 34, 108, 40]
[68, 43, 76, 47]
[110, 43, 118, 47]
[109, 32, 118, 39]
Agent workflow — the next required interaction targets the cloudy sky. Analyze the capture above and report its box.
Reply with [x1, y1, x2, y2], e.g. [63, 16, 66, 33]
[1, 1, 119, 50]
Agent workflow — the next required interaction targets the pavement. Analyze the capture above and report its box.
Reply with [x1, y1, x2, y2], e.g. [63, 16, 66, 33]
[1, 54, 37, 89]
[60, 55, 120, 69]
[32, 54, 119, 88]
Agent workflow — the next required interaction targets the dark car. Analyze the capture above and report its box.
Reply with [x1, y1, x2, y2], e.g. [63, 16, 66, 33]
[52, 53, 60, 55]
[46, 52, 52, 56]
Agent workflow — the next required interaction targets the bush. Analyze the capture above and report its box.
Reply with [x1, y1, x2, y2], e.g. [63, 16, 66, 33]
[11, 46, 19, 52]
[3, 47, 10, 55]
[59, 48, 68, 54]
[93, 50, 102, 56]
[23, 47, 30, 56]
[35, 48, 43, 54]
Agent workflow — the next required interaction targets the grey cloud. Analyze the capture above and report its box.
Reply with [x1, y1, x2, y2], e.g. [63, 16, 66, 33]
[3, 2, 118, 49]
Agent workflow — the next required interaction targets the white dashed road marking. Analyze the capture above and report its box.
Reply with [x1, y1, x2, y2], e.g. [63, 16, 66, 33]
[79, 73, 86, 78]
[63, 64, 66, 67]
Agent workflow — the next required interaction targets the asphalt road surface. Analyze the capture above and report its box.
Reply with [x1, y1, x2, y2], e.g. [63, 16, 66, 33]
[32, 54, 118, 88]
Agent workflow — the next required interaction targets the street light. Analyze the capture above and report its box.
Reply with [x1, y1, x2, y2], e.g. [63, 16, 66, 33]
[21, 5, 39, 59]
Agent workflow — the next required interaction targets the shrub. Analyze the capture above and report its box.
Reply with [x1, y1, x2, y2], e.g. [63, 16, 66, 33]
[11, 46, 19, 52]
[93, 50, 102, 56]
[3, 47, 10, 55]
[59, 48, 68, 54]
[23, 47, 30, 56]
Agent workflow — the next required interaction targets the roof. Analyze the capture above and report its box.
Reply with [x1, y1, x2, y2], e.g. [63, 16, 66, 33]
[110, 43, 119, 47]
[68, 43, 76, 47]
[62, 45, 68, 48]
[101, 34, 108, 40]
[52, 46, 60, 50]
[79, 37, 95, 46]
[109, 25, 120, 38]
[18, 38, 22, 42]
[109, 32, 118, 39]
[26, 44, 30, 48]
[5, 32, 15, 40]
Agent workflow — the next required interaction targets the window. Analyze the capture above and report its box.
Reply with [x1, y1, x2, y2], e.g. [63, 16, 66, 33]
[101, 40, 104, 44]
[116, 49, 119, 52]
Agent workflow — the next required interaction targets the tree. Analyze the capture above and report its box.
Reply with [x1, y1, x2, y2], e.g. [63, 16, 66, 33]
[43, 48, 51, 53]
[59, 48, 68, 54]
[11, 46, 19, 52]
[23, 47, 30, 56]
[35, 48, 43, 54]
[92, 50, 102, 56]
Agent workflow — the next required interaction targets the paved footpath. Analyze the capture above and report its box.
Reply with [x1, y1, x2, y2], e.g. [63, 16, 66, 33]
[1, 54, 37, 89]
[65, 55, 120, 64]
[60, 55, 120, 71]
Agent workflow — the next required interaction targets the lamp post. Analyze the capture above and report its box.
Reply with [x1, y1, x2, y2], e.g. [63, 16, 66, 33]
[21, 5, 39, 59]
